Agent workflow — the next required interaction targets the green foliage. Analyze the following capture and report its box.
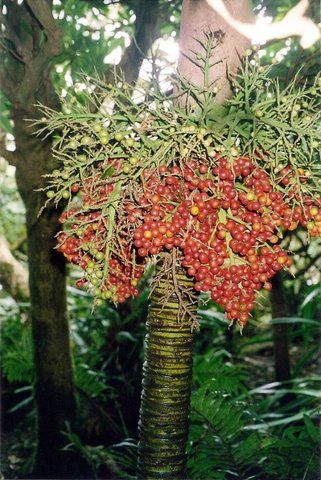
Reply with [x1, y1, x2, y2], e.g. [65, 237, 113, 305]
[187, 351, 320, 480]
[63, 424, 137, 479]
[0, 310, 34, 384]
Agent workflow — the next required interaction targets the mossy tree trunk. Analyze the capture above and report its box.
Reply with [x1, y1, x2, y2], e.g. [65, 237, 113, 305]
[138, 1, 252, 478]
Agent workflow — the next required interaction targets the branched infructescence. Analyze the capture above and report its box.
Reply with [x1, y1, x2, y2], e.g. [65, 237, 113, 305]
[37, 53, 321, 328]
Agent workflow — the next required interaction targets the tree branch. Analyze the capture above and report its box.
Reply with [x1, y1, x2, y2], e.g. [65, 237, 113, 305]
[0, 234, 29, 302]
[26, 0, 62, 56]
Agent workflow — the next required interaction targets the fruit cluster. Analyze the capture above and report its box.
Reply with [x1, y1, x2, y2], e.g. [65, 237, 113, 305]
[56, 152, 321, 325]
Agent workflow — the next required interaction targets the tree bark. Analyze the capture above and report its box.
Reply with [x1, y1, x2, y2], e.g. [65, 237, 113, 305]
[1, 2, 77, 476]
[178, 0, 253, 103]
[138, 1, 252, 478]
[13, 107, 78, 477]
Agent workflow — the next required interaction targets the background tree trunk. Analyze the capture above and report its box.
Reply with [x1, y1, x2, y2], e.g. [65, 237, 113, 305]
[138, 1, 252, 477]
[0, 2, 77, 476]
[271, 272, 291, 383]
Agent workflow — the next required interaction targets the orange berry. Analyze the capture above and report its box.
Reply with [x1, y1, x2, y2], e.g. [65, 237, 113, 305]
[310, 206, 318, 216]
[143, 230, 153, 239]
[190, 206, 199, 216]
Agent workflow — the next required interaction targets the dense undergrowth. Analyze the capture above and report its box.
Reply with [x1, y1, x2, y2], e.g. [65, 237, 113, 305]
[1, 273, 320, 479]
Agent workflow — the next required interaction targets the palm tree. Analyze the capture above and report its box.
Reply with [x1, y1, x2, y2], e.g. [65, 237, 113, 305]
[138, 0, 252, 477]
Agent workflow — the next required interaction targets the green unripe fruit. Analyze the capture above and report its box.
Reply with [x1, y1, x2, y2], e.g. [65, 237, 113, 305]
[52, 169, 60, 176]
[96, 271, 104, 279]
[93, 123, 103, 133]
[102, 291, 111, 300]
[91, 278, 99, 286]
[129, 156, 139, 165]
[169, 127, 175, 134]
[100, 133, 110, 145]
[95, 252, 104, 260]
[61, 171, 69, 180]
[312, 141, 319, 148]
[46, 190, 55, 198]
[86, 267, 94, 274]
[126, 138, 135, 147]
[307, 221, 315, 230]
[123, 164, 131, 174]
[255, 110, 264, 118]
[81, 135, 92, 145]
[95, 298, 103, 306]
[69, 140, 78, 149]
[94, 288, 102, 296]
[62, 191, 70, 199]
[78, 154, 87, 162]
[114, 132, 123, 141]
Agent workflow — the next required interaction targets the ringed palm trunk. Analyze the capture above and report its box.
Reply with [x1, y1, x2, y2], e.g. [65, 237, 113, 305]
[138, 264, 194, 478]
[138, 0, 252, 478]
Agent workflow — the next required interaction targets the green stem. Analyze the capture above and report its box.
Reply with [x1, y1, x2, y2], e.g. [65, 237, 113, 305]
[138, 262, 195, 479]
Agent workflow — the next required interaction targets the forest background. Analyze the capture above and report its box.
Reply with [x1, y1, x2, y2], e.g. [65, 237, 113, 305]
[0, 0, 320, 479]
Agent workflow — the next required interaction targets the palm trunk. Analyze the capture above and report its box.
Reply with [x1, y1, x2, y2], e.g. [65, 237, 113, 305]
[138, 265, 194, 479]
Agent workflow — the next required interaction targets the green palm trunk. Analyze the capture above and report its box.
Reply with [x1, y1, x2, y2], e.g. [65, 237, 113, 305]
[138, 265, 195, 479]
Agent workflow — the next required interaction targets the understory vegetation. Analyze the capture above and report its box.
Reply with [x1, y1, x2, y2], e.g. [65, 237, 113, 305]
[1, 265, 320, 479]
